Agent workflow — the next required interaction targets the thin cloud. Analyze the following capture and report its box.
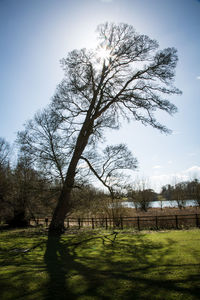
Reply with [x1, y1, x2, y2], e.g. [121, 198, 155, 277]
[197, 76, 200, 80]
[150, 165, 200, 191]
[100, 0, 113, 2]
[153, 165, 162, 169]
[184, 165, 200, 175]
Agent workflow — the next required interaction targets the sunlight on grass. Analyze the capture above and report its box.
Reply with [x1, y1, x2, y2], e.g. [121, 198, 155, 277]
[0, 228, 200, 299]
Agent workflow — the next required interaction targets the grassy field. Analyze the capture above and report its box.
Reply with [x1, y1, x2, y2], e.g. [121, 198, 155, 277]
[0, 228, 200, 300]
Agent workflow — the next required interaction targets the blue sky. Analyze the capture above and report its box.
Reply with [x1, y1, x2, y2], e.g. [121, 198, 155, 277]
[0, 0, 200, 191]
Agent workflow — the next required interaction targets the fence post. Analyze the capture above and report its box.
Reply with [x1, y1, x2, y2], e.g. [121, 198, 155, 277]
[105, 217, 108, 230]
[196, 214, 199, 228]
[175, 215, 178, 229]
[137, 216, 140, 231]
[45, 217, 48, 227]
[155, 216, 158, 230]
[92, 218, 94, 229]
[120, 217, 123, 230]
[78, 218, 81, 229]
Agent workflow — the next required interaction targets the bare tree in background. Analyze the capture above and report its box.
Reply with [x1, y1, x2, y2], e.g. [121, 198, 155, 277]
[0, 137, 11, 167]
[0, 138, 12, 222]
[19, 23, 181, 235]
[128, 177, 157, 211]
[18, 108, 68, 185]
[188, 179, 200, 207]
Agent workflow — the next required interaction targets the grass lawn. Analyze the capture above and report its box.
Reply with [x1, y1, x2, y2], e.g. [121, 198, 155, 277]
[0, 228, 200, 300]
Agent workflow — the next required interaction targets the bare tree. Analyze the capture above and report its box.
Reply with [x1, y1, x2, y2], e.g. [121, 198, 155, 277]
[80, 143, 137, 219]
[189, 179, 200, 207]
[0, 137, 10, 167]
[4, 154, 54, 227]
[173, 182, 187, 209]
[17, 108, 69, 185]
[128, 177, 157, 211]
[19, 23, 181, 234]
[0, 138, 12, 222]
[80, 144, 137, 195]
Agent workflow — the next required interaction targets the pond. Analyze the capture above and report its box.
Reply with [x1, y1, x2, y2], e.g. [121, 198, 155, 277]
[123, 199, 197, 208]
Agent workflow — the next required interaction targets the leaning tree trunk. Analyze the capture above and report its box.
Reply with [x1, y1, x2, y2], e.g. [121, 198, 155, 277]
[48, 174, 75, 235]
[48, 72, 106, 236]
[48, 117, 94, 235]
[49, 152, 84, 235]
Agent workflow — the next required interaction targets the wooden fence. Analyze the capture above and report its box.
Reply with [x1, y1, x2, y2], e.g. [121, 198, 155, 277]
[31, 213, 200, 230]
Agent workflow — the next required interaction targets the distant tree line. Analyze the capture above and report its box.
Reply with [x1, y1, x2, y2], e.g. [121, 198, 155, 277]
[127, 179, 200, 211]
[0, 138, 57, 226]
[1, 134, 199, 227]
[161, 180, 200, 209]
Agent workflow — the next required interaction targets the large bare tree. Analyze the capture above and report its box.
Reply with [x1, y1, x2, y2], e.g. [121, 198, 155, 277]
[19, 23, 181, 235]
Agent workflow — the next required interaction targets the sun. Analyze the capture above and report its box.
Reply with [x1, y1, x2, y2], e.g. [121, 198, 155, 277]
[96, 46, 111, 63]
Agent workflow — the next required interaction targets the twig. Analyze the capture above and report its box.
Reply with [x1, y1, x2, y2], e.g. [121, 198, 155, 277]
[70, 231, 119, 249]
[11, 241, 45, 255]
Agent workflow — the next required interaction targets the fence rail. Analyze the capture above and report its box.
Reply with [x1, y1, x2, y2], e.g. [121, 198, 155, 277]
[30, 213, 200, 230]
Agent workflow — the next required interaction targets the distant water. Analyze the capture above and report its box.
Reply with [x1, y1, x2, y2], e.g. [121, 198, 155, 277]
[123, 200, 197, 208]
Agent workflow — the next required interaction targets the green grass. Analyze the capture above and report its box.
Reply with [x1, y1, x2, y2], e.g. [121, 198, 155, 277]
[0, 228, 200, 299]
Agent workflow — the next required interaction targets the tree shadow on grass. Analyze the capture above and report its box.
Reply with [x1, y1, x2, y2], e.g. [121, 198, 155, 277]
[44, 231, 115, 300]
[1, 229, 199, 299]
[0, 229, 47, 300]
[44, 231, 200, 300]
[44, 235, 77, 300]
